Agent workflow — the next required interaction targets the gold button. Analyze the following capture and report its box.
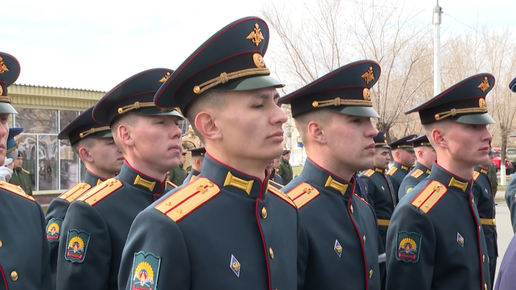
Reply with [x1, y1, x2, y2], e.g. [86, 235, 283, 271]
[369, 269, 373, 278]
[479, 226, 481, 231]
[261, 207, 267, 219]
[10, 271, 18, 281]
[350, 205, 354, 213]
[484, 283, 487, 290]
[363, 235, 366, 244]
[472, 198, 474, 204]
[269, 247, 274, 259]
[483, 255, 485, 262]
[0, 240, 2, 248]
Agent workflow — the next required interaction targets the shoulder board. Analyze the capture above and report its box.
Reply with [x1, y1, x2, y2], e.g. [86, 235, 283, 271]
[77, 178, 123, 206]
[386, 167, 397, 176]
[167, 180, 177, 188]
[0, 181, 34, 202]
[269, 179, 284, 189]
[354, 193, 370, 206]
[188, 174, 197, 182]
[155, 177, 220, 222]
[473, 171, 480, 181]
[285, 182, 320, 209]
[22, 168, 30, 174]
[362, 169, 374, 177]
[58, 183, 92, 203]
[410, 180, 447, 214]
[410, 169, 424, 178]
[268, 185, 295, 208]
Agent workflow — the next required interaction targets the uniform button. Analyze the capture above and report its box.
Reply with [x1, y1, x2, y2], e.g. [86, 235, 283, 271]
[484, 283, 487, 290]
[363, 235, 366, 244]
[350, 205, 354, 213]
[369, 269, 373, 278]
[10, 271, 18, 281]
[269, 247, 274, 259]
[261, 207, 267, 219]
[0, 240, 2, 248]
[483, 255, 485, 262]
[472, 198, 474, 204]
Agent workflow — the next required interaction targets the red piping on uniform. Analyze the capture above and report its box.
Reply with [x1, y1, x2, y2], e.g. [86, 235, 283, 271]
[347, 194, 369, 289]
[125, 160, 167, 190]
[0, 265, 8, 290]
[307, 157, 353, 183]
[255, 177, 272, 290]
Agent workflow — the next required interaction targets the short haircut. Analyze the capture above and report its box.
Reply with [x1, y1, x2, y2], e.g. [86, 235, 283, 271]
[72, 137, 95, 154]
[422, 120, 451, 147]
[294, 109, 332, 145]
[110, 113, 139, 153]
[185, 90, 226, 143]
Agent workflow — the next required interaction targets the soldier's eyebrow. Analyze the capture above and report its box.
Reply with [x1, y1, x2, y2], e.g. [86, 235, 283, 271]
[253, 91, 280, 102]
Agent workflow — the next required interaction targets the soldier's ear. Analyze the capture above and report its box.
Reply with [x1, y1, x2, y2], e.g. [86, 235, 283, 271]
[116, 123, 135, 148]
[77, 147, 93, 163]
[307, 120, 326, 145]
[195, 111, 220, 141]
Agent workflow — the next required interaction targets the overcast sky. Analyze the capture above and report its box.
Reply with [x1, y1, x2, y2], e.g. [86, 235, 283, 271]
[1, 0, 515, 92]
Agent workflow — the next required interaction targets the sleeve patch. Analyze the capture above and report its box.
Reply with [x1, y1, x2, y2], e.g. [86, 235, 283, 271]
[285, 182, 320, 209]
[155, 177, 220, 222]
[64, 229, 91, 263]
[77, 178, 123, 206]
[59, 182, 92, 203]
[46, 218, 63, 243]
[130, 251, 162, 289]
[395, 231, 422, 263]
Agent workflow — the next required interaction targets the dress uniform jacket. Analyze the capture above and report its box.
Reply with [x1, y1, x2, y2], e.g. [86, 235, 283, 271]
[182, 168, 200, 185]
[284, 158, 381, 290]
[360, 167, 395, 251]
[45, 171, 105, 289]
[504, 173, 516, 233]
[386, 162, 410, 204]
[398, 163, 431, 201]
[386, 162, 491, 290]
[278, 157, 293, 185]
[10, 167, 32, 196]
[118, 154, 306, 290]
[0, 181, 51, 290]
[494, 231, 516, 290]
[56, 162, 173, 290]
[473, 166, 497, 288]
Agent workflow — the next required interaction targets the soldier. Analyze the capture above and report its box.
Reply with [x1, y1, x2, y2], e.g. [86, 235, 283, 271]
[56, 68, 182, 290]
[386, 134, 416, 202]
[278, 149, 293, 184]
[279, 60, 382, 290]
[360, 130, 395, 288]
[495, 76, 516, 290]
[266, 155, 283, 188]
[46, 106, 124, 288]
[118, 17, 306, 290]
[0, 51, 51, 289]
[473, 157, 498, 289]
[10, 151, 33, 195]
[398, 135, 436, 201]
[169, 149, 188, 185]
[386, 74, 493, 290]
[182, 147, 205, 185]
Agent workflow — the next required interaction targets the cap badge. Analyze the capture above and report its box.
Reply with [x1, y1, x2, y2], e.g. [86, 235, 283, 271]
[363, 88, 371, 101]
[479, 98, 487, 108]
[246, 23, 264, 46]
[0, 57, 9, 74]
[159, 72, 171, 83]
[361, 66, 375, 84]
[253, 53, 266, 68]
[478, 77, 490, 92]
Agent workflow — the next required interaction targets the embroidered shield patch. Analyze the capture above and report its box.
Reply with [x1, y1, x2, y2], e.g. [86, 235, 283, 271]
[46, 218, 63, 242]
[64, 229, 90, 263]
[131, 251, 162, 290]
[396, 231, 422, 263]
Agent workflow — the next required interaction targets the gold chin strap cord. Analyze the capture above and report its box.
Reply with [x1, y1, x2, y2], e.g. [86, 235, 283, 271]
[193, 68, 270, 95]
[0, 96, 11, 103]
[434, 107, 487, 121]
[117, 101, 156, 115]
[79, 126, 110, 138]
[312, 97, 372, 108]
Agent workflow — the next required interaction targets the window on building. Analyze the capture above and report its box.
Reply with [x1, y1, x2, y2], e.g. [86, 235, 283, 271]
[12, 108, 82, 192]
